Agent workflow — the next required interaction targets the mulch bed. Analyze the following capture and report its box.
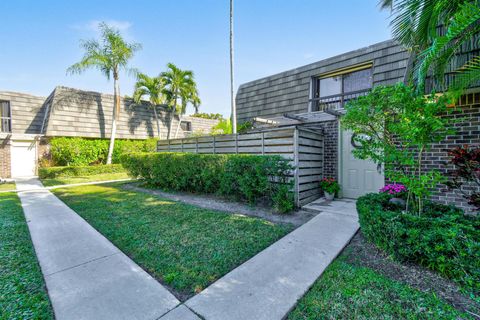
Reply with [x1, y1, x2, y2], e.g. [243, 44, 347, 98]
[343, 232, 480, 317]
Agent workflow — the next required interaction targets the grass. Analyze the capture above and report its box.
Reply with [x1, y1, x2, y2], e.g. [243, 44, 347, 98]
[53, 184, 293, 298]
[288, 254, 473, 320]
[0, 192, 53, 320]
[0, 181, 15, 191]
[40, 172, 130, 187]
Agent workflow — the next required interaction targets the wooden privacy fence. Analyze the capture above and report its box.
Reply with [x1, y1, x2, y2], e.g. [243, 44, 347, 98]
[157, 126, 324, 206]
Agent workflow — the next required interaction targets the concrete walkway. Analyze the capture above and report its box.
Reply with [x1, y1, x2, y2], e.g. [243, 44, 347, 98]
[183, 198, 359, 320]
[16, 177, 180, 320]
[16, 177, 358, 320]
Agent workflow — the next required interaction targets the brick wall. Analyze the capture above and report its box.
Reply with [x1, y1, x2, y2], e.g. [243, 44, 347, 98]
[425, 93, 480, 213]
[0, 139, 11, 178]
[317, 121, 338, 180]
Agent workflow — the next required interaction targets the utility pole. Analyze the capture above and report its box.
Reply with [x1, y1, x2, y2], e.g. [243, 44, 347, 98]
[230, 0, 237, 133]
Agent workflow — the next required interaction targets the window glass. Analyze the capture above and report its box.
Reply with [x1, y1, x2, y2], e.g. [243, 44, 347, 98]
[343, 68, 372, 93]
[319, 76, 342, 97]
[0, 101, 8, 117]
[0, 101, 11, 132]
[180, 121, 192, 131]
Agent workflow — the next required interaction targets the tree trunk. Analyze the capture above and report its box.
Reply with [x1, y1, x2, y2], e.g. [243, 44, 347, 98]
[230, 0, 237, 134]
[107, 78, 120, 164]
[167, 96, 177, 140]
[174, 116, 182, 139]
[153, 105, 161, 138]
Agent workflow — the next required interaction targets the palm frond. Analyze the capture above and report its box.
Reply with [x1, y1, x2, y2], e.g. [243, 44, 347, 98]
[415, 1, 480, 91]
[451, 56, 480, 91]
[67, 21, 141, 81]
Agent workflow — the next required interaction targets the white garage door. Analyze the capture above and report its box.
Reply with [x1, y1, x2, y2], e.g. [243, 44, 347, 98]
[11, 140, 37, 177]
[341, 130, 384, 198]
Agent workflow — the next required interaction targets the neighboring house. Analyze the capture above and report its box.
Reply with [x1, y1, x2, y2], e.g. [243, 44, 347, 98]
[236, 39, 480, 211]
[0, 86, 218, 178]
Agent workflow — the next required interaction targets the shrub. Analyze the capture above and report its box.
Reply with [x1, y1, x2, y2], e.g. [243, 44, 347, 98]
[342, 83, 456, 214]
[121, 152, 295, 213]
[48, 137, 157, 166]
[446, 145, 480, 211]
[357, 192, 480, 296]
[191, 113, 224, 120]
[38, 164, 125, 179]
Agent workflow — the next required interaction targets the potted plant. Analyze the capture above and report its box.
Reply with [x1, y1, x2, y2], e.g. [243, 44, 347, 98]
[320, 178, 340, 201]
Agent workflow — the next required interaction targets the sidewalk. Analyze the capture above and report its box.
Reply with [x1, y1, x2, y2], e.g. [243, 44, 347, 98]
[184, 198, 359, 320]
[16, 177, 180, 320]
[16, 177, 358, 320]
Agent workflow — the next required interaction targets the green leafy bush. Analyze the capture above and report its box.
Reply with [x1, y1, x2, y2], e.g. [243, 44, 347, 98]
[48, 137, 157, 166]
[342, 84, 455, 214]
[121, 152, 295, 213]
[357, 192, 480, 296]
[38, 164, 125, 179]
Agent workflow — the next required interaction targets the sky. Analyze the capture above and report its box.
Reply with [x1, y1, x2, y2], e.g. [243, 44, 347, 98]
[0, 1, 392, 117]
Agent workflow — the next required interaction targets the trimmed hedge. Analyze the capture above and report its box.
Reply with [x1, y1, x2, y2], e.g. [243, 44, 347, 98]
[121, 152, 295, 213]
[48, 137, 157, 166]
[357, 193, 480, 296]
[38, 164, 125, 179]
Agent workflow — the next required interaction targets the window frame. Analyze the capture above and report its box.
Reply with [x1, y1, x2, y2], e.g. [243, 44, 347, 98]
[309, 64, 373, 112]
[0, 100, 12, 133]
[180, 121, 192, 132]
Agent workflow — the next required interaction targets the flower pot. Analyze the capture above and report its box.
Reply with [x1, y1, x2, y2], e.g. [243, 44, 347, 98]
[324, 191, 335, 201]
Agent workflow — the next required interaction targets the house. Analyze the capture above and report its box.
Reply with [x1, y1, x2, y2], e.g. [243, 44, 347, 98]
[235, 39, 480, 211]
[0, 86, 218, 178]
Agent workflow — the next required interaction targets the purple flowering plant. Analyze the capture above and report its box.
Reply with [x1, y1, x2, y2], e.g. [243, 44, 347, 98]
[379, 183, 407, 195]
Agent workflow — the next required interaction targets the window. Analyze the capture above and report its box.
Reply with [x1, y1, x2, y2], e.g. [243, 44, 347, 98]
[310, 67, 372, 112]
[0, 100, 11, 133]
[180, 121, 192, 132]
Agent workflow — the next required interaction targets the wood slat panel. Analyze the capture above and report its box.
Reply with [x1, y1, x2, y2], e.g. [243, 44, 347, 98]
[299, 188, 321, 200]
[264, 137, 294, 146]
[298, 137, 323, 147]
[299, 194, 322, 206]
[237, 139, 263, 147]
[298, 175, 322, 184]
[299, 181, 320, 192]
[298, 160, 323, 168]
[298, 168, 323, 176]
[299, 153, 323, 161]
[298, 145, 323, 154]
[298, 130, 323, 142]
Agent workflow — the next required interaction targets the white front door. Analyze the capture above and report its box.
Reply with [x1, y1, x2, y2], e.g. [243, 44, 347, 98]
[11, 140, 37, 177]
[340, 130, 384, 198]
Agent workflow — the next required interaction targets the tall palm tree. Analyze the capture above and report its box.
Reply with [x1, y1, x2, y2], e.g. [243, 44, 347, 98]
[230, 0, 237, 133]
[67, 22, 141, 164]
[380, 0, 480, 93]
[133, 73, 165, 138]
[161, 63, 200, 139]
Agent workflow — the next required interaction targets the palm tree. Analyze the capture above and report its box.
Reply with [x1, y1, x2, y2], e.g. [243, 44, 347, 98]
[211, 118, 232, 135]
[160, 63, 200, 139]
[380, 0, 480, 93]
[133, 73, 165, 138]
[230, 0, 237, 133]
[67, 22, 141, 164]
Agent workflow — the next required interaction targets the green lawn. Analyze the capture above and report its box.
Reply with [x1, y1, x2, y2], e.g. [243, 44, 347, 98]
[0, 193, 53, 319]
[288, 255, 472, 320]
[53, 184, 293, 298]
[40, 172, 130, 187]
[0, 182, 15, 191]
